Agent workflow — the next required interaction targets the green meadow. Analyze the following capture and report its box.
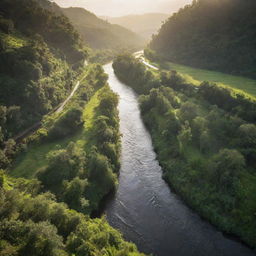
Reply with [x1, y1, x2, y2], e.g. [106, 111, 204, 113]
[10, 89, 102, 179]
[152, 59, 256, 98]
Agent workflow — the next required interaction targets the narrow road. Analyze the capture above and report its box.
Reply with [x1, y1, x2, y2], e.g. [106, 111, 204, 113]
[134, 51, 158, 70]
[55, 80, 80, 113]
[11, 61, 88, 142]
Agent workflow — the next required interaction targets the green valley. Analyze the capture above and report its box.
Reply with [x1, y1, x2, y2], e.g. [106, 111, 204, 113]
[1, 0, 256, 255]
[0, 0, 146, 255]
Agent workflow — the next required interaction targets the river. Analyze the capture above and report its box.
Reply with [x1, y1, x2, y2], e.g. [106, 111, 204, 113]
[103, 63, 255, 256]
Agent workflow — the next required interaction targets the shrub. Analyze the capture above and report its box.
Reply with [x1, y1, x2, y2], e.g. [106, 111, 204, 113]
[48, 107, 83, 140]
[208, 149, 245, 193]
[37, 142, 86, 189]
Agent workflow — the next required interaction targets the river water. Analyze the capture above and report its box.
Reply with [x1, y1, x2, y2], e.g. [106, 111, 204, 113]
[103, 63, 255, 256]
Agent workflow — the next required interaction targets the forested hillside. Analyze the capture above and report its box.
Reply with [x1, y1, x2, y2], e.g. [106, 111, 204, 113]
[0, 0, 87, 166]
[104, 13, 169, 40]
[149, 0, 256, 78]
[113, 54, 256, 248]
[62, 7, 144, 50]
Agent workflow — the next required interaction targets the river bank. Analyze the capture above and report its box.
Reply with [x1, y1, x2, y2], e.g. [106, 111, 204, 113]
[103, 62, 255, 256]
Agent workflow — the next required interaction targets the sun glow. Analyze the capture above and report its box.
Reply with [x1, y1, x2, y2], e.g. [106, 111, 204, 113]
[54, 0, 192, 16]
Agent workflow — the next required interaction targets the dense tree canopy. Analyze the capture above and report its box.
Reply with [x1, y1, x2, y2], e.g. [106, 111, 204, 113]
[0, 174, 145, 256]
[149, 0, 256, 78]
[0, 0, 89, 168]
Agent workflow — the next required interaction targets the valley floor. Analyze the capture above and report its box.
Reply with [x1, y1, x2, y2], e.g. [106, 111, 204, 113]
[146, 57, 256, 97]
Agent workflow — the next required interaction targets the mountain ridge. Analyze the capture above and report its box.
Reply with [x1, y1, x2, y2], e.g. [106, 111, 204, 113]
[149, 0, 256, 78]
[103, 13, 169, 40]
[62, 7, 145, 50]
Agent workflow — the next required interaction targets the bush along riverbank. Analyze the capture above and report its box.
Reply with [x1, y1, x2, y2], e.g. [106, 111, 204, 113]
[113, 54, 256, 248]
[0, 171, 145, 256]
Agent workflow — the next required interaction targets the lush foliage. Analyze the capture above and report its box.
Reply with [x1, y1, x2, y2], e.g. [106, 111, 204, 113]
[0, 0, 86, 65]
[0, 63, 143, 255]
[114, 54, 256, 123]
[37, 86, 121, 213]
[0, 172, 145, 256]
[11, 65, 120, 214]
[0, 0, 87, 168]
[149, 0, 256, 78]
[113, 54, 256, 248]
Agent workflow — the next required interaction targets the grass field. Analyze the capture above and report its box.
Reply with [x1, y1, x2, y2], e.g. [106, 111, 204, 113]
[151, 59, 256, 97]
[10, 88, 102, 179]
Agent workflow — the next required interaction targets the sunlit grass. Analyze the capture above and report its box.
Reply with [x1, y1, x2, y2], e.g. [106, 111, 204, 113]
[149, 59, 256, 98]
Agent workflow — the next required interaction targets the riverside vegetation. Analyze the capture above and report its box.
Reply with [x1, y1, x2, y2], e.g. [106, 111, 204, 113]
[113, 54, 256, 248]
[12, 64, 120, 214]
[1, 0, 256, 254]
[0, 0, 87, 168]
[0, 0, 146, 255]
[0, 62, 145, 256]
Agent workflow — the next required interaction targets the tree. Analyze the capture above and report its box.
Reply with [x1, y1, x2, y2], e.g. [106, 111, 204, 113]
[6, 106, 22, 131]
[4, 139, 16, 157]
[178, 101, 198, 123]
[199, 130, 211, 153]
[98, 90, 118, 116]
[160, 70, 184, 89]
[37, 143, 86, 188]
[165, 110, 181, 136]
[88, 152, 116, 191]
[48, 107, 84, 140]
[191, 116, 208, 146]
[63, 177, 88, 211]
[209, 149, 245, 193]
[20, 221, 65, 256]
[238, 124, 256, 147]
[178, 121, 192, 153]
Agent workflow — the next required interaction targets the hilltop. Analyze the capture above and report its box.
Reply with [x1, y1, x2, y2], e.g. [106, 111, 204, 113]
[62, 7, 145, 50]
[149, 0, 256, 78]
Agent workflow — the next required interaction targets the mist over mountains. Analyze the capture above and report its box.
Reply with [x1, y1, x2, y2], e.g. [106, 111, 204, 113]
[53, 0, 192, 16]
[102, 13, 169, 40]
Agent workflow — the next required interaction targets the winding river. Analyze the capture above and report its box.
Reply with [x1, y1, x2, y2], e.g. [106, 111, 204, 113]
[103, 63, 255, 256]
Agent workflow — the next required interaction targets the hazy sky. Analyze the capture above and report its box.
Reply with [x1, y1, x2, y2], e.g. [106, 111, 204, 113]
[53, 0, 192, 17]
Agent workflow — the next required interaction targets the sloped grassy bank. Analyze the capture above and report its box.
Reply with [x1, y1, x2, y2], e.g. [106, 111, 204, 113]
[112, 54, 256, 248]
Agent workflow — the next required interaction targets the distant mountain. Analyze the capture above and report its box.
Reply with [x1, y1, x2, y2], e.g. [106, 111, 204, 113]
[149, 0, 256, 78]
[103, 13, 169, 40]
[62, 7, 145, 50]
